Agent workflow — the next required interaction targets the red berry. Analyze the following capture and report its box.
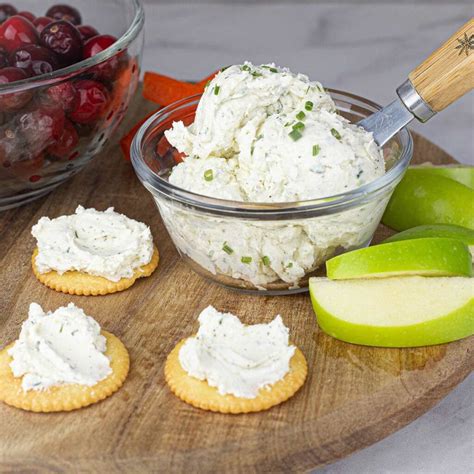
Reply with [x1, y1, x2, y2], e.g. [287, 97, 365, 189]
[83, 34, 118, 81]
[40, 20, 83, 66]
[78, 25, 98, 41]
[0, 4, 17, 24]
[43, 81, 78, 112]
[10, 44, 59, 76]
[18, 106, 65, 155]
[0, 67, 32, 110]
[45, 5, 81, 26]
[0, 15, 39, 53]
[33, 16, 53, 34]
[0, 47, 8, 67]
[84, 34, 116, 57]
[47, 118, 78, 159]
[17, 11, 35, 23]
[69, 79, 109, 124]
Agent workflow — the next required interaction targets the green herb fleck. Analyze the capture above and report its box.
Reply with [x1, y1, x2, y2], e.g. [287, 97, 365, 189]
[220, 66, 230, 72]
[251, 71, 262, 77]
[242, 64, 251, 72]
[204, 80, 211, 89]
[312, 144, 321, 156]
[241, 256, 252, 264]
[204, 169, 214, 181]
[296, 111, 306, 120]
[262, 256, 271, 266]
[293, 121, 305, 131]
[305, 101, 313, 111]
[286, 262, 293, 268]
[262, 65, 278, 73]
[289, 129, 302, 141]
[223, 243, 234, 255]
[214, 85, 220, 95]
[331, 128, 342, 140]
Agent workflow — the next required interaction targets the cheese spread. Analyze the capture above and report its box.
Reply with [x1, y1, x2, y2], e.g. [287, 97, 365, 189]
[179, 306, 295, 398]
[32, 206, 154, 282]
[159, 63, 386, 287]
[8, 303, 112, 391]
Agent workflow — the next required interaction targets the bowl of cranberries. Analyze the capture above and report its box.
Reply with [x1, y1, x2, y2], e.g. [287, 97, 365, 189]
[0, 0, 144, 210]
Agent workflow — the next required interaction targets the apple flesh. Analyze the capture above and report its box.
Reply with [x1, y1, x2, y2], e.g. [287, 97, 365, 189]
[382, 171, 474, 231]
[384, 224, 474, 261]
[410, 164, 474, 189]
[309, 276, 474, 347]
[326, 238, 472, 280]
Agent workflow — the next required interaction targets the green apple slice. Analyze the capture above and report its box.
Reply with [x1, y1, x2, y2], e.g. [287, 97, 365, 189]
[326, 238, 472, 280]
[382, 171, 474, 231]
[384, 225, 474, 261]
[309, 276, 474, 347]
[410, 164, 474, 189]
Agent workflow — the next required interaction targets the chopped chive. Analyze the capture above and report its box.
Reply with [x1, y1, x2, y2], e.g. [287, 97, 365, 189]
[293, 121, 305, 131]
[296, 111, 306, 120]
[305, 101, 313, 111]
[312, 144, 321, 156]
[241, 256, 252, 264]
[222, 243, 234, 255]
[221, 65, 230, 72]
[204, 169, 214, 181]
[214, 85, 220, 95]
[262, 256, 271, 266]
[331, 128, 342, 140]
[242, 64, 251, 71]
[204, 80, 211, 89]
[262, 65, 278, 72]
[287, 262, 293, 268]
[289, 129, 302, 141]
[251, 71, 262, 77]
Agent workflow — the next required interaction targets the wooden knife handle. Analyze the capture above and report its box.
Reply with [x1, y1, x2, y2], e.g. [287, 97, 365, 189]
[408, 18, 474, 112]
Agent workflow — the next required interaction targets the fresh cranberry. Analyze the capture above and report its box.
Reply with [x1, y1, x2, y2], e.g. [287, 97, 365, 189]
[18, 106, 65, 156]
[0, 47, 8, 67]
[78, 25, 98, 41]
[11, 44, 59, 76]
[40, 20, 82, 66]
[69, 79, 109, 124]
[45, 5, 81, 25]
[47, 118, 78, 159]
[0, 15, 39, 53]
[0, 67, 32, 110]
[17, 11, 35, 23]
[0, 4, 17, 24]
[43, 81, 78, 112]
[83, 34, 118, 81]
[33, 16, 53, 34]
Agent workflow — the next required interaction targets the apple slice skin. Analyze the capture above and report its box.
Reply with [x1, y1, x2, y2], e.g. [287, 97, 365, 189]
[382, 171, 474, 231]
[311, 293, 473, 347]
[409, 165, 474, 189]
[384, 224, 474, 246]
[310, 278, 474, 347]
[326, 238, 472, 280]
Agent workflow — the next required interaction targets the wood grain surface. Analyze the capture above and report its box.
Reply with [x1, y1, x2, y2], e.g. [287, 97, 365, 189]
[0, 93, 472, 473]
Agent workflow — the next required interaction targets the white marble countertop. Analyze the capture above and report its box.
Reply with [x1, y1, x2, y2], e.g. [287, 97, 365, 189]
[141, 2, 473, 472]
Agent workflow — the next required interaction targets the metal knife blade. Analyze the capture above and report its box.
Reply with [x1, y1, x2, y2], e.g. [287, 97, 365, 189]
[357, 97, 414, 147]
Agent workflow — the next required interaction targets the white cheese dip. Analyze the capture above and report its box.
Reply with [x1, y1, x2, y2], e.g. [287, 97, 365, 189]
[159, 62, 386, 287]
[179, 306, 295, 398]
[8, 303, 112, 391]
[32, 206, 154, 282]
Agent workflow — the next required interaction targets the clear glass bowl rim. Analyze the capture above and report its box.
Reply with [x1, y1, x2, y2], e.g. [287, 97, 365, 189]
[0, 0, 144, 93]
[131, 90, 414, 219]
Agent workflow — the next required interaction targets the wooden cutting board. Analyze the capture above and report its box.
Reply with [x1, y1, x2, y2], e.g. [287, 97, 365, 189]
[0, 93, 472, 473]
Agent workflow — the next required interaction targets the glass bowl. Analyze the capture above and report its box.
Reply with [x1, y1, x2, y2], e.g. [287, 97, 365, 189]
[131, 91, 413, 295]
[0, 0, 144, 210]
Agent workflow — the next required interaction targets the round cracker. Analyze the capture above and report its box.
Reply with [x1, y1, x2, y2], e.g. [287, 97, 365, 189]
[165, 339, 307, 414]
[0, 331, 129, 413]
[32, 246, 159, 296]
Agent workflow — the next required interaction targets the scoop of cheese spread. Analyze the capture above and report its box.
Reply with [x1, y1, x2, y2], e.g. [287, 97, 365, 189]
[32, 206, 154, 282]
[165, 62, 384, 202]
[8, 303, 112, 391]
[179, 306, 295, 398]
